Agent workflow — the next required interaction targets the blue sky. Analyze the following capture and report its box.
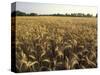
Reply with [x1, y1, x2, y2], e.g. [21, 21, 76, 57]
[15, 2, 97, 16]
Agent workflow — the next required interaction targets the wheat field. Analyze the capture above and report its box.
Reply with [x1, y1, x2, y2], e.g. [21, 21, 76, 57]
[13, 16, 97, 72]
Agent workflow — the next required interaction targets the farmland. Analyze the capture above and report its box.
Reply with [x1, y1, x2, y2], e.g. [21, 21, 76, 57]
[13, 16, 97, 72]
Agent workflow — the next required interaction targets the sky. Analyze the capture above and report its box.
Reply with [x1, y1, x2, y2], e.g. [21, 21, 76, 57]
[14, 2, 97, 16]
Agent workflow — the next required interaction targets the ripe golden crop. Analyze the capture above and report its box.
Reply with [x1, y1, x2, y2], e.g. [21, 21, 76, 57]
[14, 16, 97, 72]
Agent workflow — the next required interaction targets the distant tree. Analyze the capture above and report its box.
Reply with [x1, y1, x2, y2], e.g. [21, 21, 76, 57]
[65, 13, 70, 16]
[16, 11, 26, 16]
[11, 11, 38, 16]
[86, 13, 93, 17]
[50, 13, 64, 16]
[71, 13, 77, 17]
[29, 13, 38, 16]
[65, 13, 93, 17]
[11, 11, 26, 16]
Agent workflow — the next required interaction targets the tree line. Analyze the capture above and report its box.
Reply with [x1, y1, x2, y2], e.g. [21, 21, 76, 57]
[11, 11, 97, 17]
